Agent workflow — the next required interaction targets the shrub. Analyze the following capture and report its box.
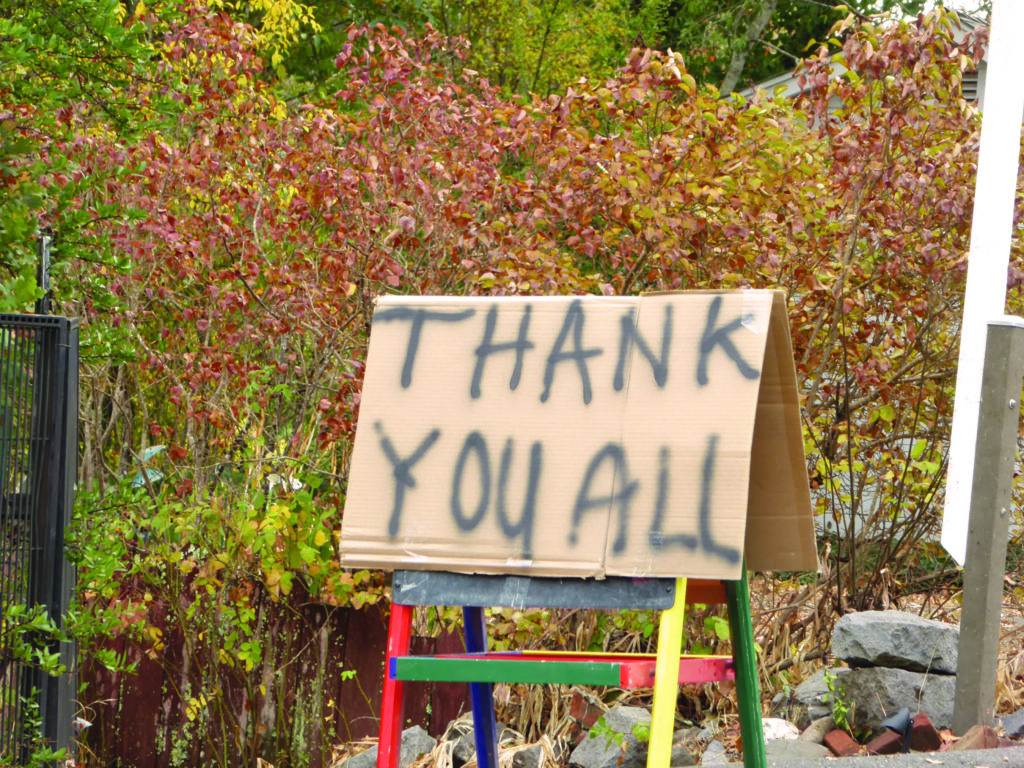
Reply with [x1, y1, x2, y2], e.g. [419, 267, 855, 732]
[5, 2, 1019, 762]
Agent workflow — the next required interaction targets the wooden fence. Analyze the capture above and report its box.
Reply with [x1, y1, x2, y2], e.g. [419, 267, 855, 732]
[81, 602, 467, 768]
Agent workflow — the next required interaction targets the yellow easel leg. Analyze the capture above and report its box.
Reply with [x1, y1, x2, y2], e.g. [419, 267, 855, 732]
[647, 578, 687, 768]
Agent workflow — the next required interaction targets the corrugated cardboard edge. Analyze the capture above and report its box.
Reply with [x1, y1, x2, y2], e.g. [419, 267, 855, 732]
[743, 291, 819, 572]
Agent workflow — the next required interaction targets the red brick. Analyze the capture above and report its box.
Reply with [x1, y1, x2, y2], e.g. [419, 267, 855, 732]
[867, 730, 904, 755]
[910, 713, 942, 752]
[951, 724, 1000, 752]
[568, 692, 604, 730]
[824, 728, 861, 757]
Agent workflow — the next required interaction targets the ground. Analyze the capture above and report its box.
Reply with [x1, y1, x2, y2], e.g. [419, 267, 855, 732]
[767, 747, 1024, 768]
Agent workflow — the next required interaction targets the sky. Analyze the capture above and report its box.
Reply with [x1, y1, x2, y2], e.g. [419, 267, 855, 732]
[927, 0, 990, 16]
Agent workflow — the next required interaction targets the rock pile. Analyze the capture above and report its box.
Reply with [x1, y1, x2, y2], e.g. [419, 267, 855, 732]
[792, 610, 958, 732]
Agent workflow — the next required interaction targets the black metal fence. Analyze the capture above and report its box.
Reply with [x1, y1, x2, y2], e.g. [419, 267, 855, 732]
[0, 314, 78, 763]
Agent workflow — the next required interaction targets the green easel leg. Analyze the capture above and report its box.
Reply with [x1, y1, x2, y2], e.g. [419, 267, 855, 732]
[726, 568, 766, 768]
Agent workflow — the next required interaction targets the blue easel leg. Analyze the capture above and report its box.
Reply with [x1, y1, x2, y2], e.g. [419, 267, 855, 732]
[463, 606, 499, 768]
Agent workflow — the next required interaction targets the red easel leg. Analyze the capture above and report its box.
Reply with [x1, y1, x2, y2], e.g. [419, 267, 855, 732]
[377, 603, 414, 768]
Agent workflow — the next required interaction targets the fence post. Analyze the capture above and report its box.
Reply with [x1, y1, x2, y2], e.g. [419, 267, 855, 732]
[952, 317, 1024, 733]
[35, 230, 51, 316]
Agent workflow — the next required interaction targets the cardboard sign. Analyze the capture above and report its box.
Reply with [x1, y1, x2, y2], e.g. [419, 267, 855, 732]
[340, 291, 816, 580]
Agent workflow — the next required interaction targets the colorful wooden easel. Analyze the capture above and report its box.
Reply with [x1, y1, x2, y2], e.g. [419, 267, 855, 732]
[376, 569, 765, 768]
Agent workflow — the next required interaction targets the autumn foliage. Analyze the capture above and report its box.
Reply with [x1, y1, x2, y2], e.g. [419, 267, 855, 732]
[5, 2, 1021, 764]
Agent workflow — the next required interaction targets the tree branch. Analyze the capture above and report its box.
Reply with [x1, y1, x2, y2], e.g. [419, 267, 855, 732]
[720, 0, 779, 96]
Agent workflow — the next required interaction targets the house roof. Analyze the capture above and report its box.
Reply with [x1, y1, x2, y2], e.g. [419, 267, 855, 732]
[739, 11, 988, 102]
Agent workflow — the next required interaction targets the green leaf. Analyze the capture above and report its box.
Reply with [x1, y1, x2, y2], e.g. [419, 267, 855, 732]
[704, 615, 730, 642]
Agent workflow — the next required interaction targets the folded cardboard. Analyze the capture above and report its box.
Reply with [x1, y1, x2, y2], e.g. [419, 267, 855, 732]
[340, 290, 816, 580]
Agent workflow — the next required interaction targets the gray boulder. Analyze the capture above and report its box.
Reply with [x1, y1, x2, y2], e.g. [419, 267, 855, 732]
[769, 691, 788, 717]
[341, 725, 436, 768]
[670, 726, 707, 765]
[765, 739, 831, 762]
[1002, 707, 1024, 739]
[569, 706, 650, 768]
[451, 722, 516, 765]
[512, 744, 544, 768]
[340, 748, 377, 768]
[832, 611, 959, 674]
[791, 668, 849, 727]
[761, 717, 799, 741]
[669, 741, 698, 766]
[568, 729, 643, 768]
[797, 715, 834, 744]
[700, 741, 730, 765]
[570, 707, 696, 768]
[340, 749, 376, 768]
[602, 705, 652, 735]
[841, 666, 956, 730]
[402, 727, 437, 763]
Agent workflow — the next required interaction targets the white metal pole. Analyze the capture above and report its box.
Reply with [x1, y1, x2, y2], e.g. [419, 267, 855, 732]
[942, 0, 1024, 566]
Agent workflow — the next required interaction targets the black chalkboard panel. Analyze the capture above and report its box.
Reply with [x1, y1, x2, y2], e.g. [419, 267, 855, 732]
[392, 570, 676, 610]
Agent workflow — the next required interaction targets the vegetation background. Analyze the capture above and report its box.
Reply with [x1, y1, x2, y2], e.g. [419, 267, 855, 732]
[1, 0, 1021, 765]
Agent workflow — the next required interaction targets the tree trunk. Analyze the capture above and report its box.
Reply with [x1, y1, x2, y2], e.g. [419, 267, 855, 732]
[719, 0, 778, 96]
